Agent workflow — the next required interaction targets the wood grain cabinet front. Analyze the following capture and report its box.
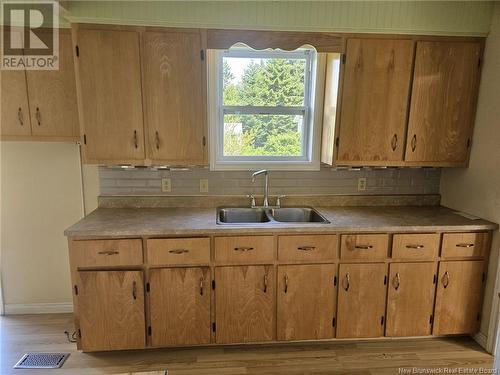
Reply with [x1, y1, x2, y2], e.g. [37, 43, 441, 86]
[76, 270, 146, 351]
[391, 233, 440, 260]
[215, 265, 275, 343]
[340, 234, 389, 261]
[70, 239, 143, 268]
[441, 232, 489, 259]
[215, 236, 275, 264]
[147, 238, 210, 266]
[278, 235, 338, 263]
[149, 267, 211, 347]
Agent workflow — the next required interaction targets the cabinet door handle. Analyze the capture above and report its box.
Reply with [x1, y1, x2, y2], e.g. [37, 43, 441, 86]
[391, 134, 398, 151]
[155, 131, 160, 150]
[200, 277, 204, 296]
[263, 273, 268, 293]
[442, 271, 450, 289]
[406, 244, 425, 249]
[134, 130, 138, 149]
[344, 273, 350, 291]
[284, 274, 288, 293]
[297, 246, 316, 251]
[411, 134, 417, 152]
[456, 243, 474, 248]
[35, 107, 41, 126]
[169, 249, 189, 254]
[234, 247, 254, 252]
[394, 273, 400, 290]
[17, 108, 24, 126]
[355, 245, 373, 250]
[132, 281, 137, 300]
[97, 250, 119, 255]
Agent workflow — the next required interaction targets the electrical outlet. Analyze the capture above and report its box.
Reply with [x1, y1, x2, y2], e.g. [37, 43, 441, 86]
[357, 177, 367, 191]
[200, 179, 209, 193]
[161, 178, 172, 192]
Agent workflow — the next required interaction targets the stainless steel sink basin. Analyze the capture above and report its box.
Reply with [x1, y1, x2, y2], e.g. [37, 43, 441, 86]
[270, 207, 329, 223]
[216, 207, 329, 224]
[218, 207, 270, 224]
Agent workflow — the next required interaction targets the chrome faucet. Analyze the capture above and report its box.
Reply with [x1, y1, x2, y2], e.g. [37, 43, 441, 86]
[252, 169, 269, 207]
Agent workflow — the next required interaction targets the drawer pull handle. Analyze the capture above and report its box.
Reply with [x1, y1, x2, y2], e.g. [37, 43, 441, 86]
[391, 134, 398, 151]
[297, 246, 316, 251]
[134, 130, 138, 149]
[284, 274, 288, 293]
[169, 249, 189, 254]
[394, 273, 400, 290]
[442, 271, 450, 289]
[200, 277, 204, 296]
[263, 273, 268, 293]
[406, 244, 425, 249]
[344, 273, 350, 291]
[132, 281, 137, 300]
[155, 131, 160, 150]
[17, 108, 24, 126]
[456, 243, 474, 248]
[355, 245, 373, 250]
[234, 247, 254, 252]
[411, 134, 417, 152]
[35, 107, 41, 126]
[97, 250, 119, 255]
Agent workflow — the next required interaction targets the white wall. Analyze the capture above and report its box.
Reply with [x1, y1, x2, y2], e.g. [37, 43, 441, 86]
[0, 142, 87, 313]
[440, 3, 500, 351]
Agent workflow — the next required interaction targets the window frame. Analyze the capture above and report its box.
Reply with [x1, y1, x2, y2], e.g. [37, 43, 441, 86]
[208, 46, 325, 171]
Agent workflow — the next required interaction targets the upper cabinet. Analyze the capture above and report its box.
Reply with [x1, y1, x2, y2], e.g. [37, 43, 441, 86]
[327, 37, 483, 167]
[336, 38, 414, 165]
[142, 30, 207, 165]
[1, 29, 79, 141]
[74, 25, 207, 165]
[405, 41, 481, 165]
[75, 27, 146, 164]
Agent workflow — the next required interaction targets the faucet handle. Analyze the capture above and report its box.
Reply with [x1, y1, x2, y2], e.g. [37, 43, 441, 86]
[276, 195, 287, 207]
[246, 194, 256, 208]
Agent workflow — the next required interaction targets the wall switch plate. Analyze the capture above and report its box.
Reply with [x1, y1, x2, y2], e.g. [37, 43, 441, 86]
[357, 177, 367, 191]
[200, 179, 209, 193]
[161, 178, 172, 192]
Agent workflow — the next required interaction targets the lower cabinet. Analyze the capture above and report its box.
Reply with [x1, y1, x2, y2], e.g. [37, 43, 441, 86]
[77, 270, 146, 351]
[149, 267, 211, 346]
[215, 265, 275, 343]
[277, 264, 337, 340]
[386, 262, 437, 337]
[433, 260, 485, 334]
[337, 263, 388, 338]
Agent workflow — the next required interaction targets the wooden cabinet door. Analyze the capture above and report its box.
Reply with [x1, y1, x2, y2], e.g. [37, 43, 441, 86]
[405, 41, 481, 164]
[149, 267, 210, 347]
[26, 31, 79, 139]
[77, 270, 146, 351]
[337, 38, 414, 164]
[142, 30, 206, 165]
[386, 262, 437, 337]
[215, 265, 275, 343]
[277, 264, 336, 341]
[434, 260, 484, 334]
[337, 263, 387, 338]
[76, 28, 145, 163]
[1, 69, 31, 137]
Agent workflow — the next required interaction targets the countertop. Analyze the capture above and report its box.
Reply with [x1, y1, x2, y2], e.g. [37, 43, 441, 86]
[64, 205, 498, 238]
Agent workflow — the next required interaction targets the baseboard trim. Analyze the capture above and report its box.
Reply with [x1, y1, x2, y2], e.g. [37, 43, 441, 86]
[4, 303, 73, 315]
[473, 331, 488, 350]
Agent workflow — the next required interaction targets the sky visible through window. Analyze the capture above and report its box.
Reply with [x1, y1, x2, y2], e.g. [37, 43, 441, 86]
[222, 53, 308, 157]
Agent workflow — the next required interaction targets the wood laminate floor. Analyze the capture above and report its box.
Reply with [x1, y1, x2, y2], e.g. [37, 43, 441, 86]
[0, 314, 494, 375]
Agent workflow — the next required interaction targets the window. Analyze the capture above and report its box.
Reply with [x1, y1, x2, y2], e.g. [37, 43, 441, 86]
[208, 45, 324, 170]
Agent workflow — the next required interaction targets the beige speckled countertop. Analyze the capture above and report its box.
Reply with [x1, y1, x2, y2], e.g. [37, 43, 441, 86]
[64, 205, 498, 238]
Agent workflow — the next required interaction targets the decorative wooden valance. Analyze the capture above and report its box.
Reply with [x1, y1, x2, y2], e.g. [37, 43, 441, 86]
[206, 29, 344, 53]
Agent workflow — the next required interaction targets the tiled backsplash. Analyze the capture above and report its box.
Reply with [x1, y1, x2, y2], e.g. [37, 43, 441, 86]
[99, 167, 441, 196]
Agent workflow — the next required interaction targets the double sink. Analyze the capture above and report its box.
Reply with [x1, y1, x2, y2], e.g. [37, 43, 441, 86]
[217, 207, 330, 224]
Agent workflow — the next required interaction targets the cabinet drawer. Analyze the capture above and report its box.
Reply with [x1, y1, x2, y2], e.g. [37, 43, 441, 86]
[70, 239, 143, 268]
[147, 238, 210, 266]
[340, 234, 388, 261]
[278, 235, 338, 263]
[215, 236, 275, 264]
[391, 233, 440, 260]
[441, 232, 489, 259]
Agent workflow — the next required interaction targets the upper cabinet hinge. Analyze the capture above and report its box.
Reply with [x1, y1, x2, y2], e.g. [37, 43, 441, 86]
[342, 54, 346, 64]
[74, 285, 78, 295]
[146, 283, 150, 292]
[211, 280, 215, 290]
[203, 136, 207, 146]
[200, 49, 205, 60]
[75, 45, 79, 57]
[83, 134, 87, 145]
